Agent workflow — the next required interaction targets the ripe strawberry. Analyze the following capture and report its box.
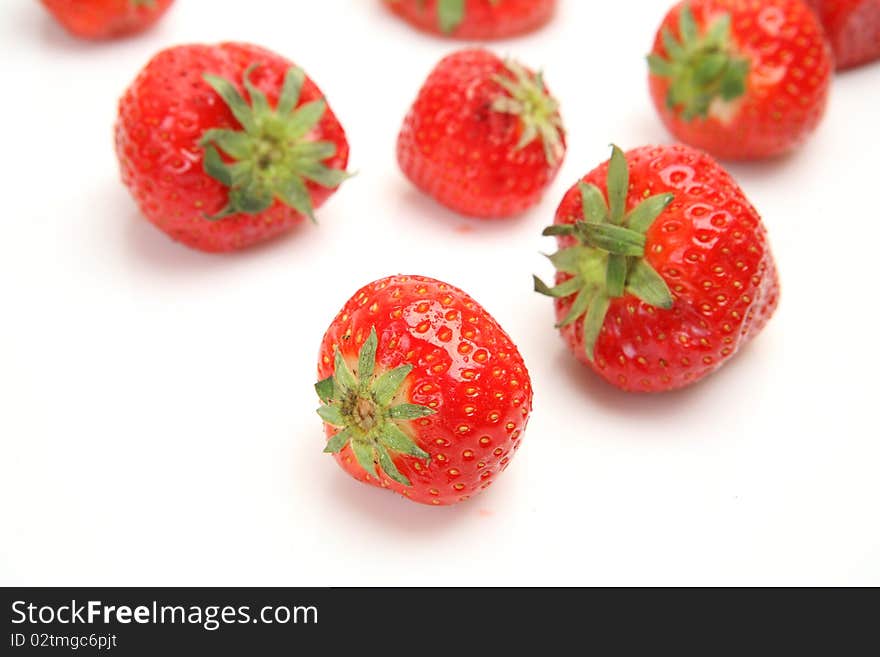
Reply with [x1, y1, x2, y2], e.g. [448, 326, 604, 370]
[535, 144, 779, 392]
[115, 43, 349, 253]
[316, 275, 532, 506]
[806, 0, 880, 69]
[384, 0, 556, 39]
[647, 0, 832, 160]
[40, 0, 174, 40]
[397, 48, 565, 219]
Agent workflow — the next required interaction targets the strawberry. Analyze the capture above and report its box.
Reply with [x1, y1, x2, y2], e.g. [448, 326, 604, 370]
[316, 275, 532, 506]
[384, 0, 556, 39]
[397, 48, 565, 219]
[115, 43, 349, 253]
[535, 144, 779, 392]
[806, 0, 880, 69]
[40, 0, 174, 40]
[647, 0, 832, 160]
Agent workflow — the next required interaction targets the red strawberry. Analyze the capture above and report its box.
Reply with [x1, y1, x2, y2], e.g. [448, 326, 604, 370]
[316, 275, 532, 506]
[384, 0, 556, 39]
[535, 144, 779, 392]
[647, 0, 832, 160]
[40, 0, 174, 40]
[806, 0, 880, 69]
[397, 48, 565, 219]
[115, 43, 349, 253]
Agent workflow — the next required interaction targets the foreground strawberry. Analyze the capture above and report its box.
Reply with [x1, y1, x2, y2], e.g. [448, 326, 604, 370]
[535, 144, 779, 392]
[647, 0, 832, 160]
[40, 0, 174, 39]
[807, 0, 880, 69]
[397, 48, 565, 219]
[384, 0, 556, 39]
[115, 43, 349, 252]
[316, 275, 532, 506]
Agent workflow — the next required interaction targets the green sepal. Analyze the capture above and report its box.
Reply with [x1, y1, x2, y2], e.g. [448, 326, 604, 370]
[541, 224, 576, 237]
[535, 144, 678, 361]
[332, 347, 357, 392]
[576, 222, 646, 257]
[199, 64, 347, 222]
[378, 423, 431, 460]
[389, 404, 436, 421]
[557, 287, 594, 328]
[376, 444, 411, 487]
[277, 66, 305, 115]
[606, 254, 627, 298]
[351, 440, 377, 478]
[607, 145, 629, 225]
[626, 193, 674, 233]
[202, 145, 233, 188]
[357, 327, 378, 386]
[648, 4, 750, 120]
[626, 260, 674, 309]
[372, 364, 414, 406]
[317, 405, 345, 427]
[437, 0, 465, 33]
[534, 275, 583, 299]
[315, 376, 335, 404]
[582, 295, 611, 363]
[547, 246, 592, 275]
[203, 73, 256, 133]
[324, 428, 352, 454]
[579, 182, 609, 224]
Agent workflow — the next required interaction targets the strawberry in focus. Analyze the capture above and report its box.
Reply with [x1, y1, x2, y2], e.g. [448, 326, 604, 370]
[384, 0, 556, 39]
[115, 43, 349, 253]
[397, 48, 565, 219]
[535, 144, 779, 392]
[806, 0, 880, 69]
[316, 275, 532, 506]
[647, 0, 832, 160]
[40, 0, 174, 40]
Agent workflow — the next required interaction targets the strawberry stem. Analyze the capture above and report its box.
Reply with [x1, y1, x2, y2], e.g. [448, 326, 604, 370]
[199, 65, 348, 222]
[647, 4, 749, 120]
[316, 327, 433, 487]
[535, 145, 675, 361]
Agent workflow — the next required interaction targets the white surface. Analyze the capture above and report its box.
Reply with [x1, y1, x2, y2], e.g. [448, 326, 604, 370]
[1, 0, 878, 587]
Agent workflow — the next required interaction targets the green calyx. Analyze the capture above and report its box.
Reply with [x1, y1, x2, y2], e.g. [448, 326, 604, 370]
[647, 4, 749, 120]
[534, 145, 675, 361]
[491, 60, 565, 167]
[199, 64, 348, 222]
[315, 327, 433, 487]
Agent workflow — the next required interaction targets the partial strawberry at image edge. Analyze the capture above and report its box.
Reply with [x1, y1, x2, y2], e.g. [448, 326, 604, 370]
[397, 48, 566, 219]
[115, 42, 350, 253]
[40, 0, 175, 40]
[805, 0, 880, 69]
[316, 275, 532, 506]
[536, 143, 779, 393]
[647, 0, 832, 161]
[383, 0, 557, 39]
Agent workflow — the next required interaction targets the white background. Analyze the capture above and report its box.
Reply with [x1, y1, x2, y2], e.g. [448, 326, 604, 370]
[1, 0, 878, 586]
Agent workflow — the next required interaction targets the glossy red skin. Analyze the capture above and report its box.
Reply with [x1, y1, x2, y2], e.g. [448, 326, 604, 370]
[397, 49, 565, 219]
[649, 0, 832, 160]
[553, 145, 779, 392]
[385, 0, 556, 39]
[41, 0, 174, 39]
[115, 43, 349, 253]
[806, 0, 880, 69]
[318, 275, 532, 506]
